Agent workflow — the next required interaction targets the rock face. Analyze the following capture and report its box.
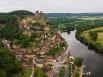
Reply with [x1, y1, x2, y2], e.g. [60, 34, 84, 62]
[1, 11, 66, 68]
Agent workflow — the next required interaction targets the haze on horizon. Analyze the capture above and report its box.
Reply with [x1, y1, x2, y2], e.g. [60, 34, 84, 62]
[0, 0, 103, 13]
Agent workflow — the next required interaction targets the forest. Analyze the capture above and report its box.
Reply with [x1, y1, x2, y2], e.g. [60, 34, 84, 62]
[48, 16, 103, 54]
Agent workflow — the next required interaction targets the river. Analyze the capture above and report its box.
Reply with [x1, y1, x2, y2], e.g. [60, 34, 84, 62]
[62, 30, 103, 77]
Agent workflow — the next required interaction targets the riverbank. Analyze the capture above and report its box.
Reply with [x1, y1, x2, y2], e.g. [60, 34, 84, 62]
[75, 27, 103, 54]
[62, 30, 103, 77]
[61, 31, 84, 77]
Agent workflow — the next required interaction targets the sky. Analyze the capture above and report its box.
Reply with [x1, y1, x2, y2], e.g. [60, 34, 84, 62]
[0, 0, 103, 13]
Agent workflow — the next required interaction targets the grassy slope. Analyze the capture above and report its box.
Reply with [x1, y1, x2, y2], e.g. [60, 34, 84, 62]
[80, 27, 103, 46]
[97, 32, 103, 46]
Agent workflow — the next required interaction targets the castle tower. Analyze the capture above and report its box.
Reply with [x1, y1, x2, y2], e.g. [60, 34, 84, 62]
[35, 10, 39, 17]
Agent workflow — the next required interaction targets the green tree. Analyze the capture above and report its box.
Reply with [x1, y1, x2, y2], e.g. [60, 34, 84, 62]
[0, 47, 22, 77]
[74, 57, 83, 67]
[20, 39, 30, 48]
[0, 41, 3, 47]
[0, 25, 23, 41]
[0, 14, 17, 24]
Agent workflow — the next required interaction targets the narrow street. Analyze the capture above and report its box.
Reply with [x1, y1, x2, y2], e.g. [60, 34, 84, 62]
[51, 31, 70, 77]
[30, 66, 34, 77]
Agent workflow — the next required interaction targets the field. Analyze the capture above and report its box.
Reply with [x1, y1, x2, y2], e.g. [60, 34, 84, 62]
[78, 17, 103, 20]
[80, 27, 103, 46]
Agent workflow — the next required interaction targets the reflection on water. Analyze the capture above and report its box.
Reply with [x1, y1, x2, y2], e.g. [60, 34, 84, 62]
[62, 30, 103, 77]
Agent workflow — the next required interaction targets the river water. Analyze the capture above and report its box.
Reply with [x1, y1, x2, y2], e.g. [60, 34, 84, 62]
[62, 30, 103, 77]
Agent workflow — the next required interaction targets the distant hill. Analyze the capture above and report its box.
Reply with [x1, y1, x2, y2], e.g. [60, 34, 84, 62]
[46, 13, 103, 17]
[0, 10, 34, 24]
[1, 10, 103, 17]
[9, 10, 34, 16]
[0, 10, 34, 16]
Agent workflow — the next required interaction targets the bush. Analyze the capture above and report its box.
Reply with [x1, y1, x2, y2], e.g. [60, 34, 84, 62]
[34, 67, 47, 77]
[58, 66, 65, 77]
[74, 57, 83, 67]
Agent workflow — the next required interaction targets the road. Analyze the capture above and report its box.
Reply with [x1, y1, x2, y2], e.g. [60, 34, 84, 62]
[51, 50, 69, 77]
[51, 32, 70, 77]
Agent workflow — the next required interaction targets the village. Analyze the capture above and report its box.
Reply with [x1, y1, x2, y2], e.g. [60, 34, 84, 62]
[0, 0, 101, 76]
[0, 11, 85, 77]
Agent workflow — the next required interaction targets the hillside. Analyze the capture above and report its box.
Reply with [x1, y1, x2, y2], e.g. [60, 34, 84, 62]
[0, 10, 66, 66]
[0, 10, 67, 77]
[9, 10, 34, 16]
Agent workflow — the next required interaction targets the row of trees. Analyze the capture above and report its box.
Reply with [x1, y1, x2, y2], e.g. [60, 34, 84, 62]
[89, 31, 97, 41]
[76, 20, 103, 32]
[89, 29, 103, 41]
